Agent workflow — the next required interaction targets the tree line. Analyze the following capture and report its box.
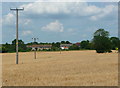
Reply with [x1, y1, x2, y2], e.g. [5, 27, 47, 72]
[1, 29, 120, 53]
[1, 40, 72, 53]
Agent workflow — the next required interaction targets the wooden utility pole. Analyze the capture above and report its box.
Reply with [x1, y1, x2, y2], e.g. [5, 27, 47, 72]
[10, 8, 24, 64]
[32, 38, 38, 59]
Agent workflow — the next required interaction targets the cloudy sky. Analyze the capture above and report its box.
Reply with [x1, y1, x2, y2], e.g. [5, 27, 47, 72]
[1, 1, 118, 44]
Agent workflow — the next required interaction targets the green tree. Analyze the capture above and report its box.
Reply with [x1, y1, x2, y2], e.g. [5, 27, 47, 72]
[80, 40, 91, 49]
[2, 44, 8, 53]
[66, 41, 71, 44]
[12, 39, 28, 52]
[61, 41, 66, 44]
[12, 39, 24, 45]
[26, 42, 33, 45]
[110, 37, 119, 50]
[2, 43, 15, 53]
[69, 44, 79, 50]
[93, 29, 112, 53]
[51, 42, 60, 51]
[94, 29, 109, 37]
[0, 44, 1, 53]
[52, 42, 60, 48]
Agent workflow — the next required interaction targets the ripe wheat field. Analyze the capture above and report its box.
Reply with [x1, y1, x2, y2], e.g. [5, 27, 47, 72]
[1, 50, 118, 86]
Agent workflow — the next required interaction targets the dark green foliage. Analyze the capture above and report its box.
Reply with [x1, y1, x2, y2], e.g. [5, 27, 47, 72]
[12, 39, 24, 45]
[51, 42, 60, 51]
[2, 44, 8, 53]
[61, 41, 66, 44]
[1, 32, 119, 53]
[80, 40, 91, 49]
[0, 47, 2, 53]
[2, 43, 15, 53]
[118, 40, 120, 52]
[61, 41, 71, 44]
[52, 42, 60, 48]
[66, 41, 71, 44]
[12, 39, 29, 52]
[69, 44, 79, 50]
[93, 32, 112, 53]
[93, 29, 112, 53]
[51, 41, 70, 51]
[51, 46, 60, 51]
[110, 37, 119, 50]
[26, 42, 34, 45]
[94, 29, 109, 37]
[2, 39, 31, 53]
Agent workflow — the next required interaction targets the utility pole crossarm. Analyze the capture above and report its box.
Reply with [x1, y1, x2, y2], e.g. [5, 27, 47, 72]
[10, 8, 24, 11]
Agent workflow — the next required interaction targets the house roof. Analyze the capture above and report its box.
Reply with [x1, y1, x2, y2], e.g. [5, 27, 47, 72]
[75, 42, 80, 46]
[60, 44, 73, 47]
[27, 45, 52, 48]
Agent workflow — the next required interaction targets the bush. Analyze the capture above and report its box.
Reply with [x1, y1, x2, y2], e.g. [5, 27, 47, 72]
[96, 50, 104, 53]
[108, 50, 112, 53]
[69, 44, 79, 50]
[80, 40, 92, 49]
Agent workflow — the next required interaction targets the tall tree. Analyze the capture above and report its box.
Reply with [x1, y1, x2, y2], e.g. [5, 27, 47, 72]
[94, 29, 109, 37]
[93, 29, 112, 53]
[61, 41, 66, 44]
[12, 39, 24, 45]
[12, 39, 28, 52]
[66, 41, 71, 44]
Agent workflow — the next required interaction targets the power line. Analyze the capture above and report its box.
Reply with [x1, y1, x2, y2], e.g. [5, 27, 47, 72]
[10, 8, 24, 64]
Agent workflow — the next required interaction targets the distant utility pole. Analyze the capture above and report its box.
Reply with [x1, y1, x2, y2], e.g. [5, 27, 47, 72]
[60, 47, 61, 54]
[32, 38, 38, 59]
[10, 8, 24, 64]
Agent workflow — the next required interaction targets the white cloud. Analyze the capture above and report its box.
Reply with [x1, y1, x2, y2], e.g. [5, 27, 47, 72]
[2, 13, 15, 25]
[25, 19, 31, 25]
[20, 2, 72, 15]
[2, 0, 119, 2]
[2, 2, 117, 26]
[20, 2, 117, 19]
[90, 5, 117, 21]
[22, 30, 32, 36]
[41, 20, 64, 32]
[2, 12, 31, 26]
[20, 19, 31, 25]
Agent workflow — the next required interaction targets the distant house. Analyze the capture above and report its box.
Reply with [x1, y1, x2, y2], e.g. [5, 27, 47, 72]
[27, 45, 52, 50]
[60, 44, 73, 50]
[75, 42, 81, 47]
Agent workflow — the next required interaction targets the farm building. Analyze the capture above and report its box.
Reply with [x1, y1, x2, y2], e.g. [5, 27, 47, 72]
[60, 44, 73, 50]
[75, 42, 81, 47]
[27, 45, 52, 50]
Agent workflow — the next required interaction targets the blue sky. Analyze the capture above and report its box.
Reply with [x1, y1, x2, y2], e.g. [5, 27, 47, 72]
[1, 2, 118, 44]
